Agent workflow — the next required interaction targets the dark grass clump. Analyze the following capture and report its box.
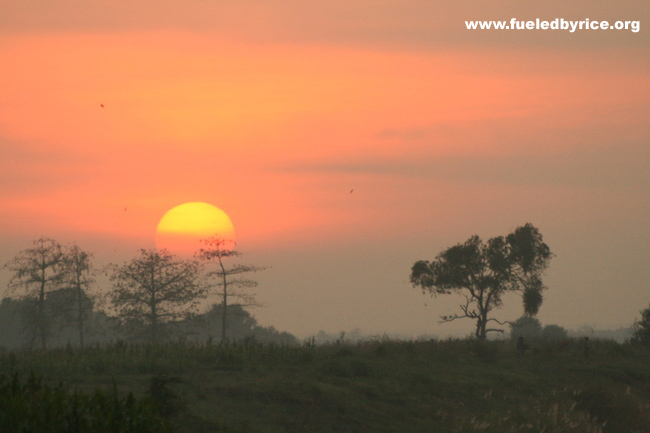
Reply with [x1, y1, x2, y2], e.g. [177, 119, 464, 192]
[0, 372, 169, 433]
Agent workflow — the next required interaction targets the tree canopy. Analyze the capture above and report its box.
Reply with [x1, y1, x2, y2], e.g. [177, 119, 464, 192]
[60, 244, 95, 348]
[632, 304, 650, 347]
[410, 223, 552, 339]
[4, 237, 68, 349]
[109, 249, 205, 343]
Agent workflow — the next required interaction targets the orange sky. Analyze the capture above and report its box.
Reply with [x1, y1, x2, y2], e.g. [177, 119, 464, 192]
[1, 0, 648, 337]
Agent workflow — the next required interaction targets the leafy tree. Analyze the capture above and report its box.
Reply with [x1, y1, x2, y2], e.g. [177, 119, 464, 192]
[109, 249, 205, 343]
[632, 304, 650, 347]
[4, 237, 67, 349]
[168, 303, 297, 345]
[509, 315, 542, 340]
[410, 223, 552, 339]
[196, 237, 264, 343]
[540, 324, 569, 341]
[203, 303, 258, 338]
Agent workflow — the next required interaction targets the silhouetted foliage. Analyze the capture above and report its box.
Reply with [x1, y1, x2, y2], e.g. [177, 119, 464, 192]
[522, 283, 544, 316]
[410, 223, 552, 339]
[109, 249, 205, 344]
[61, 244, 95, 348]
[0, 373, 168, 432]
[4, 237, 67, 349]
[632, 304, 650, 347]
[510, 315, 542, 340]
[540, 324, 569, 341]
[149, 375, 183, 418]
[173, 303, 297, 345]
[0, 298, 28, 348]
[0, 296, 120, 349]
[2, 338, 646, 432]
[196, 237, 265, 343]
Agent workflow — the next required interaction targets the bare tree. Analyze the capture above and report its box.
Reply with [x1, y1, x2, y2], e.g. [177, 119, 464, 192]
[4, 237, 67, 349]
[109, 249, 205, 344]
[62, 244, 95, 348]
[196, 237, 264, 343]
[410, 223, 552, 340]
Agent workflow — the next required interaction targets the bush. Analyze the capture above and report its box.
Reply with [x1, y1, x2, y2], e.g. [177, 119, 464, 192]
[632, 304, 650, 347]
[510, 315, 542, 341]
[0, 373, 169, 433]
[540, 324, 569, 341]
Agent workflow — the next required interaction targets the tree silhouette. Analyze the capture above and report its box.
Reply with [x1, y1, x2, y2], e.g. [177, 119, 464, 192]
[632, 304, 650, 347]
[4, 237, 67, 350]
[410, 223, 552, 340]
[196, 237, 264, 343]
[61, 244, 95, 348]
[509, 315, 542, 341]
[540, 324, 568, 341]
[109, 249, 205, 343]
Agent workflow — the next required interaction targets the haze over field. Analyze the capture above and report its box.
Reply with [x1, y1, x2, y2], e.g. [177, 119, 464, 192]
[1, 1, 648, 339]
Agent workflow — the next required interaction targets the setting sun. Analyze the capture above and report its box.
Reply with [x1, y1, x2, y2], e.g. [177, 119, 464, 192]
[155, 202, 236, 257]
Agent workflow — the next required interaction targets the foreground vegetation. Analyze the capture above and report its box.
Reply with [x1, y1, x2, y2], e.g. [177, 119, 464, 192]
[0, 373, 167, 433]
[1, 338, 649, 433]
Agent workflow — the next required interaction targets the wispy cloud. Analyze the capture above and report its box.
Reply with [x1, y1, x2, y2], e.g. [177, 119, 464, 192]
[0, 138, 97, 196]
[278, 140, 649, 189]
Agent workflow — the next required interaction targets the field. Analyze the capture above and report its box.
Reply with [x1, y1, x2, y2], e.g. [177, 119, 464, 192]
[1, 338, 649, 433]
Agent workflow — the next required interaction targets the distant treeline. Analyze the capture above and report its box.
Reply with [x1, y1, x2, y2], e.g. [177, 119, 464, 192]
[0, 297, 297, 350]
[1, 237, 296, 350]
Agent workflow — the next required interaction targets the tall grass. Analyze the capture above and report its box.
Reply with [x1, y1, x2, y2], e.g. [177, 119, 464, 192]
[0, 372, 168, 433]
[0, 338, 648, 433]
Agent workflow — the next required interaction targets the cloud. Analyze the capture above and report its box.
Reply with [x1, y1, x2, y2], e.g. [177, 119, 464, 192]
[278, 140, 650, 189]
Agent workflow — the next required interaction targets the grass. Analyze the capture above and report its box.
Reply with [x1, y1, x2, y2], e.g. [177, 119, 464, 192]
[1, 338, 649, 432]
[0, 372, 168, 433]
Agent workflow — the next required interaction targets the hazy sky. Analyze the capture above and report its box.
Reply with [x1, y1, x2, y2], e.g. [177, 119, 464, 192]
[1, 1, 648, 338]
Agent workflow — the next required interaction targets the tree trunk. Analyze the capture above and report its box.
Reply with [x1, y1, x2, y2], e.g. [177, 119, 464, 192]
[39, 280, 46, 350]
[220, 256, 228, 344]
[39, 265, 47, 351]
[221, 287, 227, 343]
[150, 269, 157, 344]
[151, 296, 158, 344]
[77, 273, 85, 349]
[478, 310, 488, 340]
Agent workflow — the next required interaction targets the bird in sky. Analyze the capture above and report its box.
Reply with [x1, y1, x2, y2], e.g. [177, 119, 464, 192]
[100, 104, 104, 108]
[350, 189, 354, 194]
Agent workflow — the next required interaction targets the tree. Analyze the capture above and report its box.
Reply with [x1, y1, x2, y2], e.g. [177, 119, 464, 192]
[509, 315, 542, 341]
[196, 237, 264, 343]
[540, 324, 569, 341]
[410, 223, 552, 340]
[61, 245, 95, 348]
[109, 249, 205, 343]
[4, 237, 67, 349]
[632, 304, 650, 347]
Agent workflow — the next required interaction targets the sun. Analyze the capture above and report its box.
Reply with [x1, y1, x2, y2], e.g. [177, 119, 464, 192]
[155, 202, 236, 257]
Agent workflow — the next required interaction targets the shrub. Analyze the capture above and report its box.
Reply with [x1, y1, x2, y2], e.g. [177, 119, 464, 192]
[509, 315, 542, 341]
[540, 324, 569, 341]
[0, 373, 168, 433]
[632, 304, 650, 347]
